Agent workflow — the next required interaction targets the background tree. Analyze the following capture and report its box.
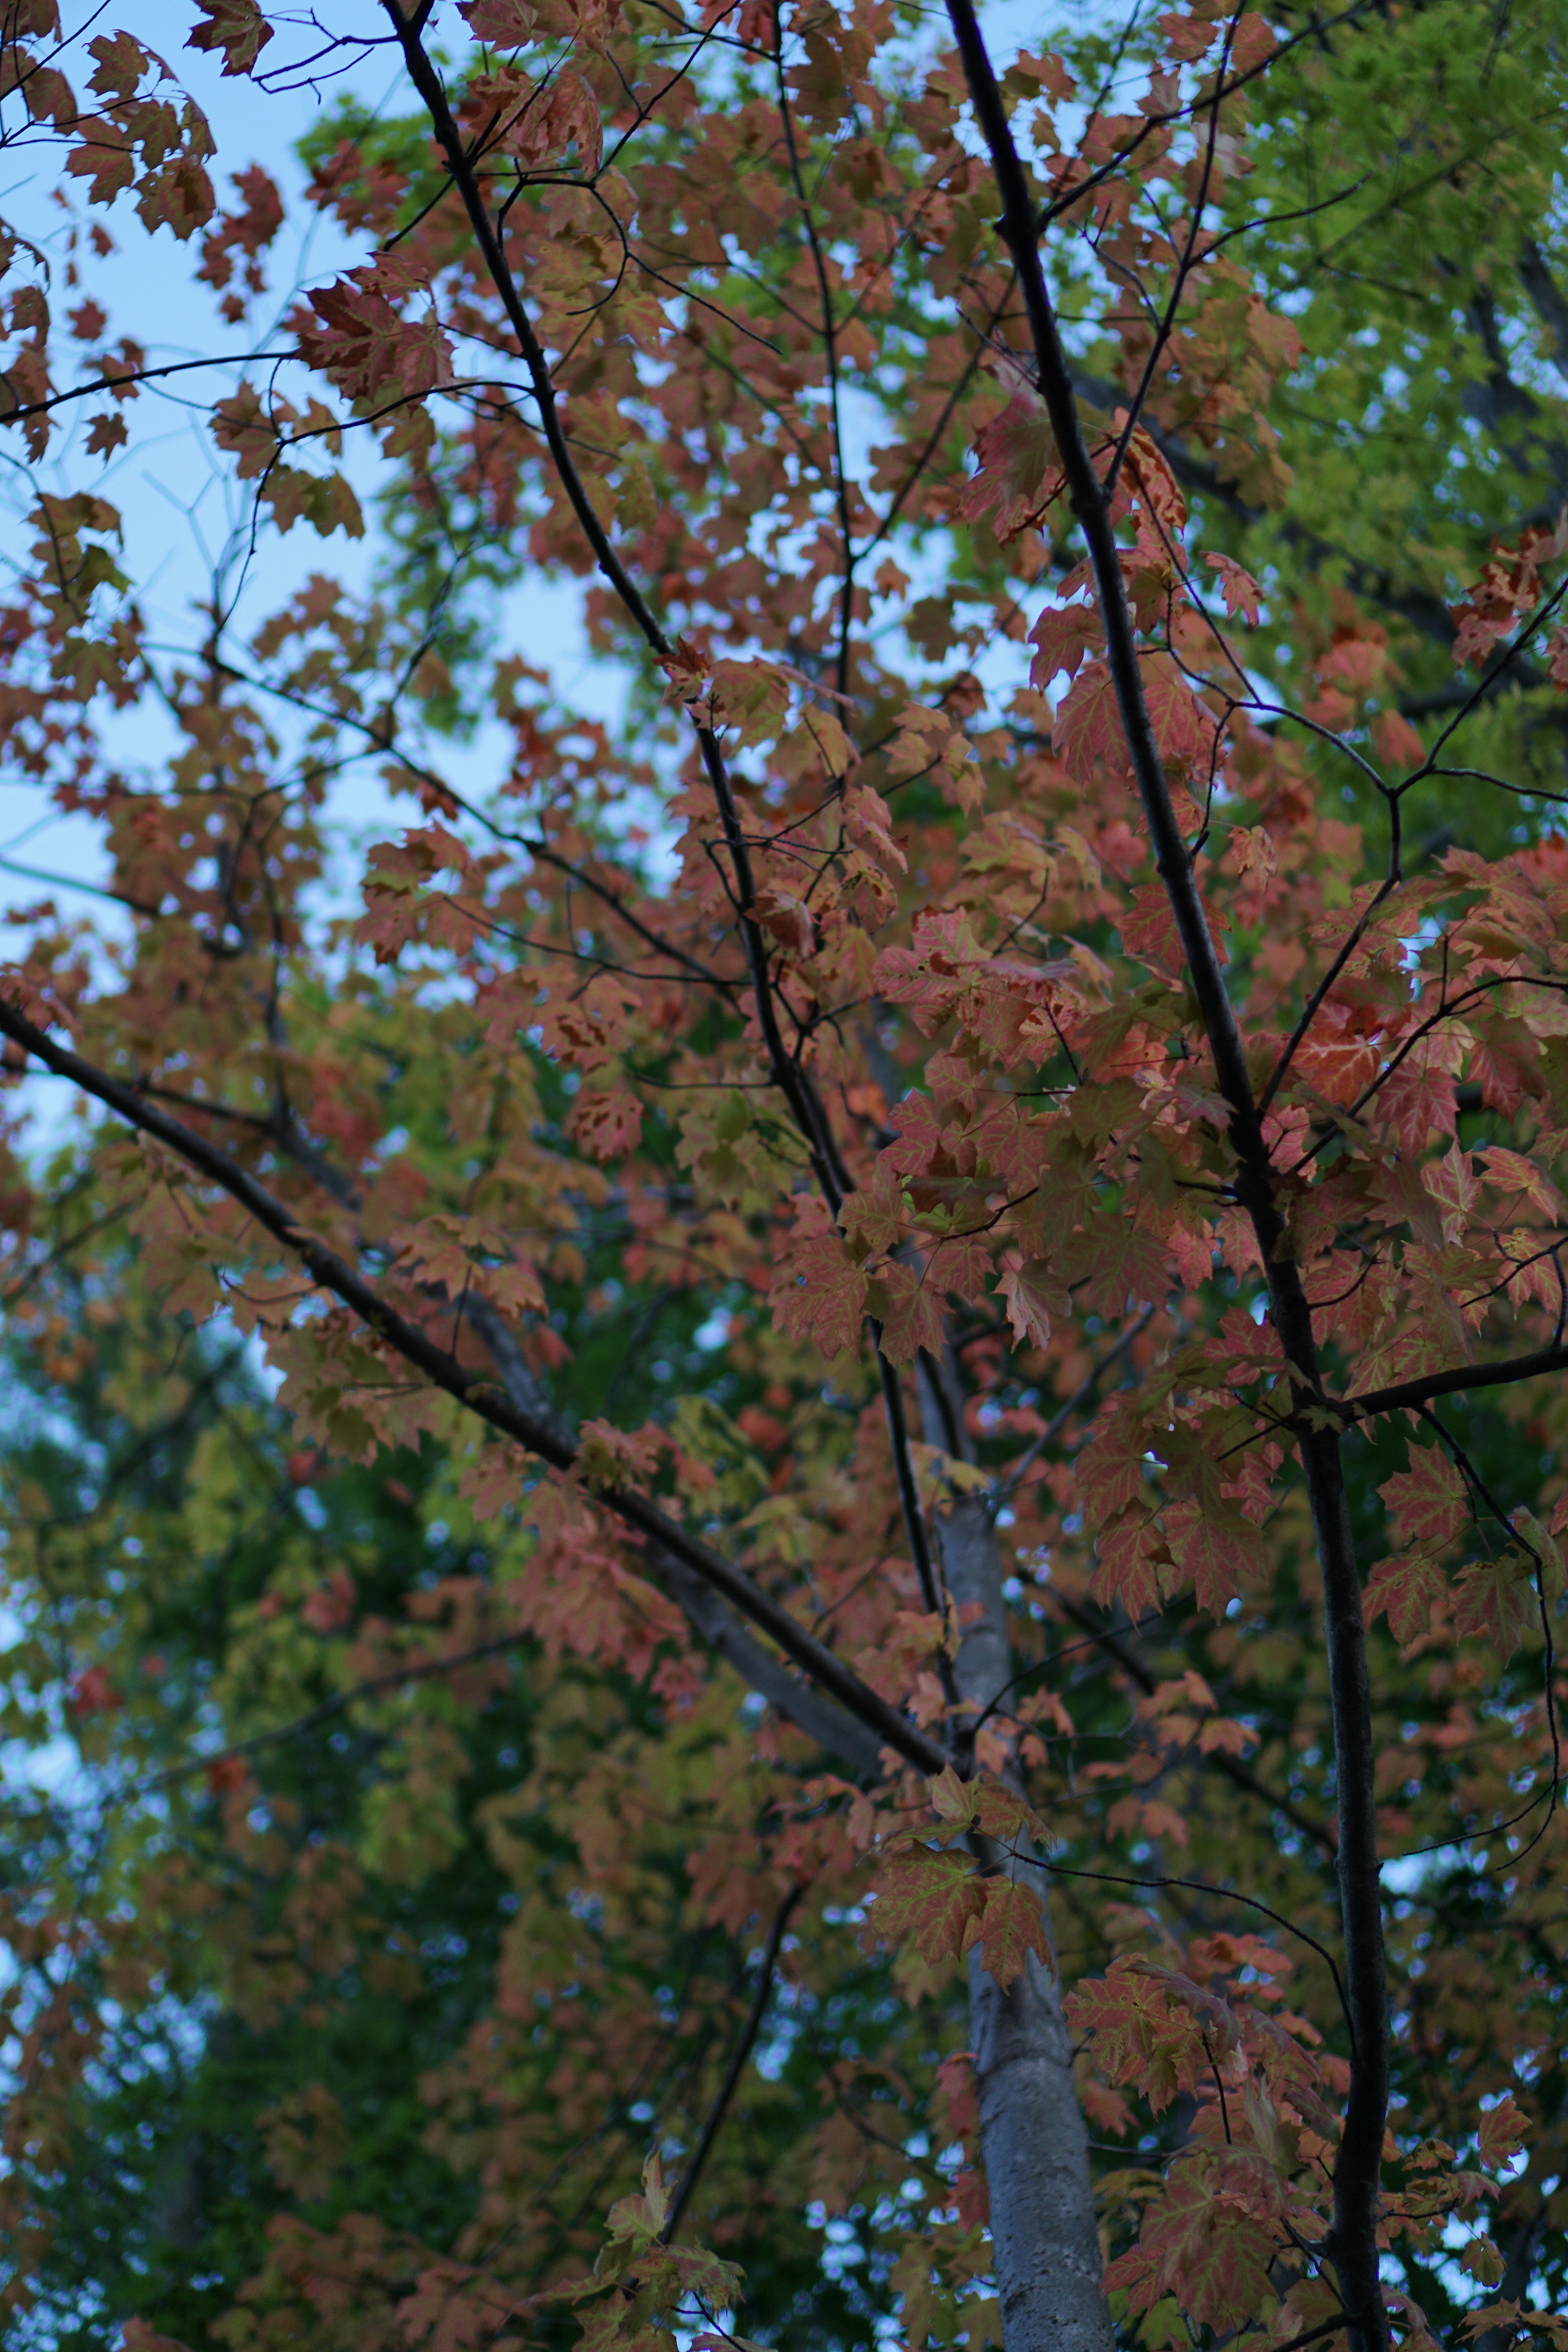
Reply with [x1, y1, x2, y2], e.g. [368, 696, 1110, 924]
[4, 5, 1568, 2352]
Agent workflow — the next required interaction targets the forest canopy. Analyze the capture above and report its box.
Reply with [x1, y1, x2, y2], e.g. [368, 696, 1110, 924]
[3, 6, 1568, 2352]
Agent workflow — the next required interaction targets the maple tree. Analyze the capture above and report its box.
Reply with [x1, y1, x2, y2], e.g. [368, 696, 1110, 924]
[6, 3, 1568, 2351]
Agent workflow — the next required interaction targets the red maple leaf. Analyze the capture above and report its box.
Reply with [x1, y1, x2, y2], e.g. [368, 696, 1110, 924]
[865, 1846, 985, 1966]
[1453, 1553, 1535, 1656]
[1091, 1501, 1167, 1619]
[1378, 1446, 1468, 1549]
[188, 0, 274, 78]
[296, 277, 456, 406]
[1064, 1958, 1207, 2114]
[1204, 552, 1263, 625]
[1079, 1406, 1154, 1525]
[976, 1877, 1051, 1989]
[998, 1254, 1068, 1349]
[775, 1232, 869, 1359]
[1164, 1498, 1267, 1617]
[870, 1259, 946, 1364]
[1054, 661, 1123, 786]
[1028, 600, 1102, 690]
[1363, 1550, 1449, 1648]
[1478, 2092, 1530, 2172]
[570, 1087, 644, 1163]
[960, 376, 1063, 541]
[1105, 2151, 1280, 2329]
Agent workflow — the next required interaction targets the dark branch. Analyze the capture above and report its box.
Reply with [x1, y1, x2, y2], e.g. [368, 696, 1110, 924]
[658, 1882, 803, 2245]
[0, 989, 947, 1779]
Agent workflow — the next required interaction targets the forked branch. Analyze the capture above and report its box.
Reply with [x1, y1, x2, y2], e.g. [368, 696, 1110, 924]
[940, 8, 1392, 2342]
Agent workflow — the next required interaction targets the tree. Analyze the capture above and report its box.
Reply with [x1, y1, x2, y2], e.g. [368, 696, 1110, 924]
[3, 4, 1568, 2351]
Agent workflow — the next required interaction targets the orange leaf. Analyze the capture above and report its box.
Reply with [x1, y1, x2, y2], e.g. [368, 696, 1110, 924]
[1478, 2093, 1529, 2172]
[976, 1877, 1050, 1990]
[865, 1846, 985, 1966]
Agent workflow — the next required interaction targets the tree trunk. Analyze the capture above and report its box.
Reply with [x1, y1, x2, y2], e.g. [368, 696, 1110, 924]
[925, 1359, 1114, 2352]
[485, 1307, 1113, 2352]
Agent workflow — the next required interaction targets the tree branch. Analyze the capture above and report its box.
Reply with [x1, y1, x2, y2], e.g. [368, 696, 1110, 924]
[658, 1882, 802, 2245]
[940, 14, 1390, 2341]
[1047, 1590, 1339, 1859]
[383, 0, 946, 1626]
[1345, 1341, 1568, 1423]
[0, 990, 946, 1780]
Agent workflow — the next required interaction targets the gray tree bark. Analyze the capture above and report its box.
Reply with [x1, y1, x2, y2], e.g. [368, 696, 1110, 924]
[478, 1308, 1113, 2352]
[923, 1366, 1115, 2352]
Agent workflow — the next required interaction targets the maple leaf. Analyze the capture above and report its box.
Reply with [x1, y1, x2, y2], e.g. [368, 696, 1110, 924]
[706, 655, 792, 744]
[1454, 1551, 1535, 1655]
[1141, 654, 1214, 782]
[1117, 424, 1187, 536]
[1058, 1212, 1170, 1319]
[1481, 1144, 1561, 1219]
[1229, 12, 1277, 72]
[843, 780, 906, 875]
[84, 412, 128, 458]
[839, 1158, 905, 1261]
[1091, 1502, 1167, 1619]
[296, 276, 456, 406]
[1383, 1047, 1465, 1158]
[1363, 1549, 1449, 1648]
[458, 1441, 529, 1519]
[972, 1777, 1040, 1843]
[928, 1763, 975, 1829]
[865, 1846, 985, 1966]
[1379, 1446, 1469, 1550]
[1054, 661, 1123, 786]
[1116, 880, 1227, 979]
[536, 971, 635, 1071]
[976, 1877, 1051, 1989]
[1158, 8, 1221, 62]
[64, 122, 137, 209]
[1080, 1406, 1154, 1526]
[870, 1259, 946, 1364]
[570, 1086, 644, 1163]
[463, 0, 541, 37]
[998, 1254, 1068, 1350]
[755, 885, 815, 956]
[1163, 1499, 1266, 1617]
[575, 1417, 663, 1493]
[1007, 48, 1076, 100]
[1203, 552, 1262, 624]
[188, 0, 274, 77]
[88, 32, 151, 100]
[1370, 706, 1425, 769]
[1064, 1960, 1207, 2114]
[1105, 2151, 1279, 2329]
[775, 1232, 869, 1359]
[1479, 2092, 1530, 2172]
[961, 376, 1062, 541]
[885, 702, 954, 781]
[1028, 601, 1102, 690]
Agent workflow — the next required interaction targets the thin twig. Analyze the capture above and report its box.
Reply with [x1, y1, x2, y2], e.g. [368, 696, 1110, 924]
[659, 1882, 803, 2244]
